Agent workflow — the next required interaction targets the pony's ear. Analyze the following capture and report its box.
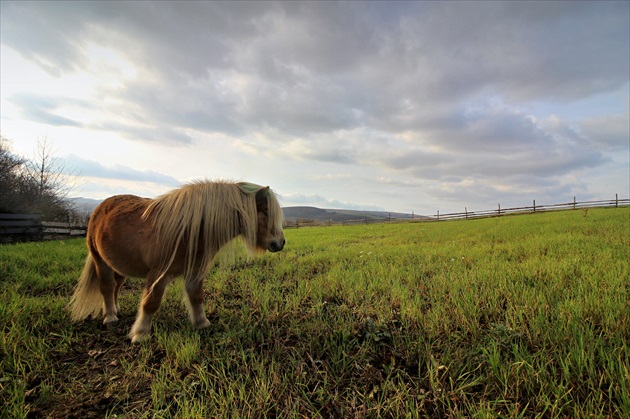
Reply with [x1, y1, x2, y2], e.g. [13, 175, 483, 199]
[255, 186, 270, 212]
[255, 186, 270, 199]
[238, 182, 267, 195]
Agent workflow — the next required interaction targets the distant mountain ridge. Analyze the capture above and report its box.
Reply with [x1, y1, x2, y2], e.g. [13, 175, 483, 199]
[70, 197, 102, 214]
[282, 206, 424, 223]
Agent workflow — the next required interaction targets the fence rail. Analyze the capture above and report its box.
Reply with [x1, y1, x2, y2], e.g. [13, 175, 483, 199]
[0, 214, 87, 243]
[430, 196, 628, 221]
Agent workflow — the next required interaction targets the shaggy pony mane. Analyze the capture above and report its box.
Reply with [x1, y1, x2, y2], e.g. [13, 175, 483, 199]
[141, 180, 282, 281]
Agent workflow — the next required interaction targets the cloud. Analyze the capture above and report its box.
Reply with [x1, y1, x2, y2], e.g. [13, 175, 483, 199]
[4, 2, 627, 138]
[63, 154, 180, 185]
[10, 94, 83, 127]
[89, 120, 195, 146]
[276, 107, 609, 182]
[579, 112, 630, 151]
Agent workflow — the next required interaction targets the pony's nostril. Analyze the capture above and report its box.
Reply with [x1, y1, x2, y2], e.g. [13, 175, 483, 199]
[269, 239, 285, 252]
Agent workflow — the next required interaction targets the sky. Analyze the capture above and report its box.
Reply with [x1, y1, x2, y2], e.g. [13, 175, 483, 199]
[1, 1, 628, 215]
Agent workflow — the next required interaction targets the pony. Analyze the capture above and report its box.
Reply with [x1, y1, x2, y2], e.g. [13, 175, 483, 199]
[69, 180, 285, 343]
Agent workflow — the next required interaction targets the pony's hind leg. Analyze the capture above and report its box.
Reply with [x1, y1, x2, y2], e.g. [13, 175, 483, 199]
[113, 273, 126, 314]
[95, 261, 120, 325]
[130, 272, 174, 343]
[183, 274, 211, 329]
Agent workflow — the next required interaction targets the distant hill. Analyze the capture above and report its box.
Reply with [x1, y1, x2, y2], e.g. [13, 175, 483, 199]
[282, 206, 426, 224]
[69, 198, 102, 215]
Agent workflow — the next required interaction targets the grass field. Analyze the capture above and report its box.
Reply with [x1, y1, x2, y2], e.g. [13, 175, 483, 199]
[1, 207, 628, 418]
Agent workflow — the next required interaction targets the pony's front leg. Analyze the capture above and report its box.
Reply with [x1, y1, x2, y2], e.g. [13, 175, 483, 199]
[130, 273, 173, 343]
[183, 275, 211, 329]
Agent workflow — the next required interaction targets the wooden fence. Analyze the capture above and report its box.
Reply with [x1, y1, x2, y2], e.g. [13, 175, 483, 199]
[430, 195, 628, 222]
[0, 214, 87, 244]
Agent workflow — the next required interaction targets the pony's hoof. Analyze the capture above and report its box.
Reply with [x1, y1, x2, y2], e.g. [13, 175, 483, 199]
[129, 322, 151, 343]
[129, 331, 150, 344]
[103, 315, 119, 326]
[194, 317, 211, 329]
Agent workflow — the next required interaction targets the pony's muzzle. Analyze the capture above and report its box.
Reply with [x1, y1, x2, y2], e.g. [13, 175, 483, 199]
[269, 238, 285, 253]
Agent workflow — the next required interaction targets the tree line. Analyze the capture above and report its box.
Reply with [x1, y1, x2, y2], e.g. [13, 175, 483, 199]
[1, 135, 79, 221]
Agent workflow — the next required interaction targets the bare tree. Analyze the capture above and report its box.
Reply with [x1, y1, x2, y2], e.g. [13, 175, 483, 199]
[27, 137, 70, 196]
[24, 136, 78, 220]
[0, 135, 30, 213]
[0, 135, 80, 220]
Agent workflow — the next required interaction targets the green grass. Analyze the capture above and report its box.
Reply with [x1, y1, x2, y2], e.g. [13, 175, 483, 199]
[1, 207, 628, 418]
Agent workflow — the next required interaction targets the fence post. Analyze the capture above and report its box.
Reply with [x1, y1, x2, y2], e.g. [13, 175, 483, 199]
[533, 199, 536, 212]
[465, 207, 468, 220]
[616, 193, 618, 207]
[412, 211, 414, 221]
[573, 196, 577, 209]
[498, 203, 501, 215]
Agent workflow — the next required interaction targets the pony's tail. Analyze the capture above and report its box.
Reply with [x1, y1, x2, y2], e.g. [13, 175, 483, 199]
[69, 254, 102, 321]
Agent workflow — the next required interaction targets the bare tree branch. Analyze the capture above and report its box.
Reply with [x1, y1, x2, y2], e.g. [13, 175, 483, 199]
[1, 135, 80, 220]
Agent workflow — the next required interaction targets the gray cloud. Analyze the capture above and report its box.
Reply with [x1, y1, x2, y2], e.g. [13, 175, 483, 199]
[10, 94, 84, 127]
[277, 107, 609, 182]
[90, 120, 195, 146]
[64, 154, 180, 185]
[579, 112, 630, 151]
[4, 2, 627, 137]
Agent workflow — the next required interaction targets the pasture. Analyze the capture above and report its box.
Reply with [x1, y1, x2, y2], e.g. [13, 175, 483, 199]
[1, 207, 628, 418]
